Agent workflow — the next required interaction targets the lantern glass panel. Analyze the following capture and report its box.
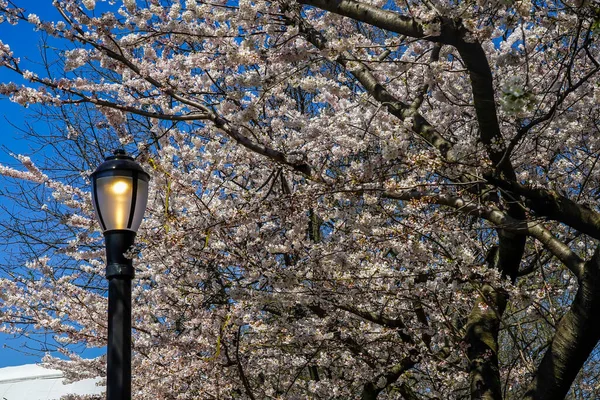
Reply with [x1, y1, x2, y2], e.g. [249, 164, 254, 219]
[94, 176, 133, 231]
[130, 179, 149, 232]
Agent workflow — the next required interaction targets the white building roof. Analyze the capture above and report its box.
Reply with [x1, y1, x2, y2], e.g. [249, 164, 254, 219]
[0, 364, 103, 399]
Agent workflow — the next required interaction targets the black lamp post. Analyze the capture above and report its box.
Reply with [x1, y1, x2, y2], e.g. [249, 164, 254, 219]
[91, 149, 150, 400]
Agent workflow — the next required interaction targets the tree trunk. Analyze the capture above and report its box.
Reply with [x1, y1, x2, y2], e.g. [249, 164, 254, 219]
[465, 284, 507, 400]
[525, 246, 600, 399]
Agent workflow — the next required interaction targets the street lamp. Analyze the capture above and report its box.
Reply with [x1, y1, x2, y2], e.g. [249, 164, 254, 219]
[91, 149, 150, 400]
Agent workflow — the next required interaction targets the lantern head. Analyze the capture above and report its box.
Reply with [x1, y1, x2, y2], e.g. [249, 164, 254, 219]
[91, 150, 150, 233]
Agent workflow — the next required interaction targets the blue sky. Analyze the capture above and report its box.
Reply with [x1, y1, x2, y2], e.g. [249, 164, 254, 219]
[0, 2, 59, 164]
[0, 4, 104, 367]
[0, 8, 46, 367]
[0, 121, 41, 367]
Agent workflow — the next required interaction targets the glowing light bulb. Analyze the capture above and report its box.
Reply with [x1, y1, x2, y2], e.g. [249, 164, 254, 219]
[111, 180, 130, 195]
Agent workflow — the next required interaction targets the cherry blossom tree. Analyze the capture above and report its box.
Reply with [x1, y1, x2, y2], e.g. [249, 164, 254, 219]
[0, 0, 599, 399]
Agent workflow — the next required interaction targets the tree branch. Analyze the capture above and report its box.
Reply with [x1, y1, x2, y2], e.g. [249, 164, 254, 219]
[485, 174, 600, 241]
[381, 190, 584, 278]
[234, 327, 257, 400]
[335, 303, 414, 344]
[298, 0, 432, 40]
[361, 353, 417, 400]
